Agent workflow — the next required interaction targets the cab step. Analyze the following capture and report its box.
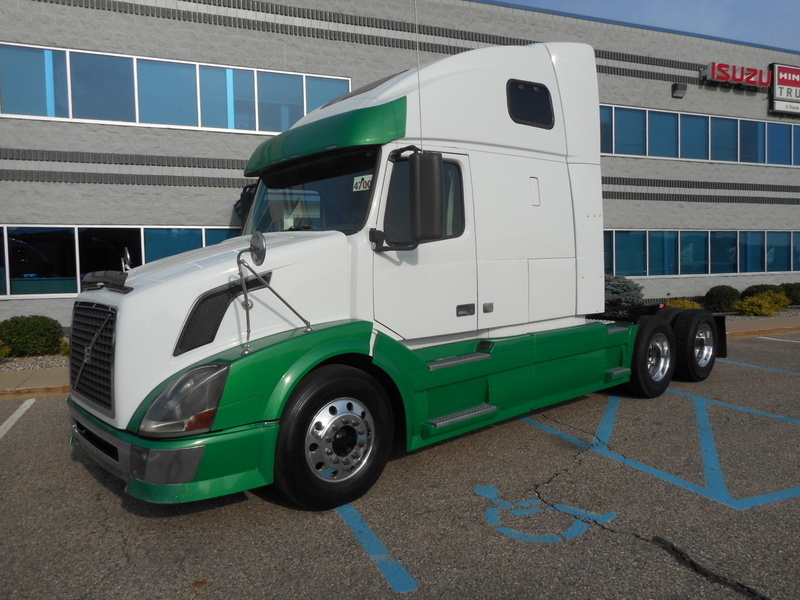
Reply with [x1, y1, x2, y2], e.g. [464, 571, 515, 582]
[427, 352, 491, 371]
[427, 403, 498, 429]
[604, 367, 631, 383]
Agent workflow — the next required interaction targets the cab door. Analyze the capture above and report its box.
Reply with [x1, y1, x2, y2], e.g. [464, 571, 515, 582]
[373, 153, 477, 341]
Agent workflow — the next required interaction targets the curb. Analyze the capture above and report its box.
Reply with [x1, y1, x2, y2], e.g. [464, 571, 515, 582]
[727, 326, 800, 339]
[0, 385, 70, 401]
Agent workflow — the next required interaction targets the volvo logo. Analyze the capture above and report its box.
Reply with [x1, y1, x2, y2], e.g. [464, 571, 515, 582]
[83, 346, 92, 365]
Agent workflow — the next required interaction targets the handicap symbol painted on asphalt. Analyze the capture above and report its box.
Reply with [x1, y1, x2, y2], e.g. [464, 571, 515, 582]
[474, 485, 617, 543]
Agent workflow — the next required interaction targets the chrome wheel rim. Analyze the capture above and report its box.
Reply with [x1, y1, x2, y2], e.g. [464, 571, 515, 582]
[304, 397, 374, 482]
[648, 333, 671, 382]
[694, 323, 714, 367]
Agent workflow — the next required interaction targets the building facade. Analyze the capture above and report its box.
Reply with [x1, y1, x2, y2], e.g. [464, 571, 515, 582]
[1, 0, 799, 325]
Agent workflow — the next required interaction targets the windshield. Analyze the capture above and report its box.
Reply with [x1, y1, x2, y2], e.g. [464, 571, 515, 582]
[243, 147, 379, 235]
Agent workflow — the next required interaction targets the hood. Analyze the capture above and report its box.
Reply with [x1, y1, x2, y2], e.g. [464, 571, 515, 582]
[74, 231, 352, 429]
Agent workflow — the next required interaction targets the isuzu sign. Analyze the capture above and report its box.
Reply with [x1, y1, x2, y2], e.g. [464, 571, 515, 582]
[701, 62, 772, 88]
[771, 64, 800, 115]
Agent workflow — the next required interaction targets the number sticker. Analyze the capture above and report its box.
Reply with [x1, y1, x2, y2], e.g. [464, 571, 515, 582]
[353, 175, 373, 192]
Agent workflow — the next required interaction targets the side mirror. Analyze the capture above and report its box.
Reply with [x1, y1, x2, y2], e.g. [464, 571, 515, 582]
[249, 232, 267, 266]
[409, 152, 444, 243]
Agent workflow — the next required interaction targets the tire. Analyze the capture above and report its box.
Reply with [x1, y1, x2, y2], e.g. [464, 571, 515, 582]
[655, 306, 682, 326]
[274, 365, 393, 510]
[625, 316, 676, 398]
[673, 309, 717, 382]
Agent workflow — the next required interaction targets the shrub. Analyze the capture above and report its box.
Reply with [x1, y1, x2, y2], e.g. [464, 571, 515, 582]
[780, 282, 800, 305]
[704, 285, 740, 313]
[732, 291, 791, 317]
[0, 340, 10, 360]
[740, 284, 783, 300]
[0, 315, 64, 357]
[666, 298, 702, 310]
[605, 275, 643, 315]
[761, 290, 791, 311]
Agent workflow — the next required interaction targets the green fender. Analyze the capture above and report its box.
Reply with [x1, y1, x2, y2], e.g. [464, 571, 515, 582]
[127, 319, 430, 453]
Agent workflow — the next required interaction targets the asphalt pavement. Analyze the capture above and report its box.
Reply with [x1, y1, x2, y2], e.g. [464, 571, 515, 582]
[1, 315, 799, 599]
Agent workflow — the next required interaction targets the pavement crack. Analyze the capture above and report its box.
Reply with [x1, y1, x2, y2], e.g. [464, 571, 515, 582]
[651, 536, 772, 600]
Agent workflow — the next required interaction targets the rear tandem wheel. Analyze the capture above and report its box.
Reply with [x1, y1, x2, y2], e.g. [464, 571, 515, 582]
[625, 315, 676, 398]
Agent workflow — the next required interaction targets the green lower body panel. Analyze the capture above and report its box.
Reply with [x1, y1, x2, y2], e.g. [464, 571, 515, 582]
[381, 322, 637, 451]
[69, 399, 277, 504]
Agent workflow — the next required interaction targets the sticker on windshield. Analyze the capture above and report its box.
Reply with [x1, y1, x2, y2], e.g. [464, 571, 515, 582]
[353, 175, 373, 192]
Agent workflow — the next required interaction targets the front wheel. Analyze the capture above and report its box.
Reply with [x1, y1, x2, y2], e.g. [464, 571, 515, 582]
[625, 316, 676, 398]
[274, 365, 393, 510]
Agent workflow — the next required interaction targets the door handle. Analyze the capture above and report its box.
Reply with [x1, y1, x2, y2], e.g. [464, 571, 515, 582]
[456, 303, 475, 317]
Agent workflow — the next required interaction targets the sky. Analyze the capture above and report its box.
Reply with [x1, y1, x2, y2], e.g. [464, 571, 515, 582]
[477, 0, 800, 53]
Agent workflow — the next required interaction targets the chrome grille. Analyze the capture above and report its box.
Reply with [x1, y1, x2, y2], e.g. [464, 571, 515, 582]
[70, 302, 117, 415]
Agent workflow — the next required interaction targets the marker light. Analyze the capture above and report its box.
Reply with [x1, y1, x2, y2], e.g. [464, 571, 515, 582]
[139, 364, 229, 438]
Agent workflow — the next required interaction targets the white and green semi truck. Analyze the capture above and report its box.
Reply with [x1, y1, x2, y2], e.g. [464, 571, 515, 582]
[68, 43, 725, 510]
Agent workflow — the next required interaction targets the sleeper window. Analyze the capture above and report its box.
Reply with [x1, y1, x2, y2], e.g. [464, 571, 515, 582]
[507, 80, 554, 129]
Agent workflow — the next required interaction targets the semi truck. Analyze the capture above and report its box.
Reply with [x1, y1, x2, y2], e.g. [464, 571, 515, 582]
[68, 43, 725, 510]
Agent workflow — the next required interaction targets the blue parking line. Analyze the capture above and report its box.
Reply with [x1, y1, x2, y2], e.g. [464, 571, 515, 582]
[523, 392, 800, 510]
[717, 358, 800, 376]
[336, 504, 418, 594]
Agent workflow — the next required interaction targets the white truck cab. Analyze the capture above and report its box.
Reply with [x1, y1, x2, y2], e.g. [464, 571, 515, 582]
[68, 43, 724, 509]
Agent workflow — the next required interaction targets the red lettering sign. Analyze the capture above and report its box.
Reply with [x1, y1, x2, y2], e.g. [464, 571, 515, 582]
[702, 62, 772, 87]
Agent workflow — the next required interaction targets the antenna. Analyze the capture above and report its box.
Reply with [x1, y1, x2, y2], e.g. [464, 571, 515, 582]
[413, 0, 424, 150]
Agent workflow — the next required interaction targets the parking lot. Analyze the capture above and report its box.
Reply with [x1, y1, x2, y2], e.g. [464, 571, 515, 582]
[1, 333, 798, 600]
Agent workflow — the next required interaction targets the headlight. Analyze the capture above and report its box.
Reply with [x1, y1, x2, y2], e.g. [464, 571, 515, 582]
[139, 364, 229, 438]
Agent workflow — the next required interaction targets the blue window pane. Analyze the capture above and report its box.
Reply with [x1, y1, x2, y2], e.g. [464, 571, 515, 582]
[144, 229, 202, 262]
[710, 231, 737, 274]
[205, 229, 240, 245]
[138, 60, 198, 126]
[615, 231, 646, 276]
[8, 227, 77, 294]
[600, 106, 613, 154]
[794, 126, 800, 166]
[680, 115, 709, 160]
[231, 69, 256, 130]
[648, 112, 678, 158]
[711, 117, 737, 162]
[306, 76, 349, 113]
[0, 228, 6, 295]
[794, 232, 800, 270]
[767, 123, 791, 165]
[257, 72, 303, 132]
[614, 108, 646, 155]
[679, 231, 708, 274]
[200, 66, 255, 130]
[648, 231, 678, 275]
[604, 230, 613, 274]
[0, 45, 68, 117]
[200, 67, 227, 128]
[71, 53, 135, 122]
[739, 231, 765, 272]
[740, 121, 765, 163]
[767, 232, 791, 272]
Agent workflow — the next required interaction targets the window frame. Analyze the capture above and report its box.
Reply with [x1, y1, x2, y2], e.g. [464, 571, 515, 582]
[0, 42, 350, 134]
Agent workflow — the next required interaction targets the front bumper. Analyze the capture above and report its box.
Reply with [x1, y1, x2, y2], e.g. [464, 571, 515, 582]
[69, 399, 278, 503]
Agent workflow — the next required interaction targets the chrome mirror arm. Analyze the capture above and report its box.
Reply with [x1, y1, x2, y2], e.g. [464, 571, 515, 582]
[236, 244, 313, 356]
